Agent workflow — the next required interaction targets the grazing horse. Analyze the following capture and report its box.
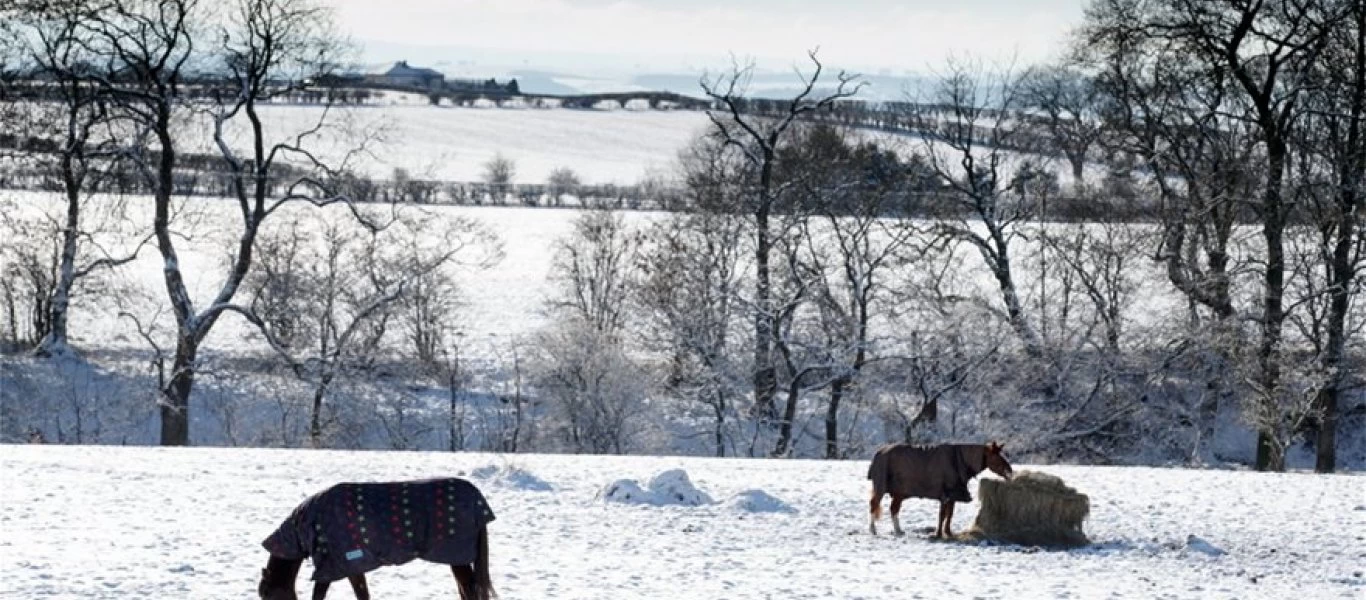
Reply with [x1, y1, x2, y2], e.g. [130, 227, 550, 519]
[258, 478, 495, 600]
[866, 442, 1013, 538]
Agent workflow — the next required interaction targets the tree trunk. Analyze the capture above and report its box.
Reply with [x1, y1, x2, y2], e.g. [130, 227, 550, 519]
[989, 248, 1041, 356]
[308, 372, 334, 448]
[154, 107, 196, 446]
[1255, 139, 1288, 473]
[159, 337, 197, 446]
[35, 161, 80, 357]
[449, 373, 460, 452]
[773, 377, 802, 457]
[753, 202, 776, 419]
[826, 378, 845, 459]
[713, 395, 726, 458]
[1317, 5, 1364, 474]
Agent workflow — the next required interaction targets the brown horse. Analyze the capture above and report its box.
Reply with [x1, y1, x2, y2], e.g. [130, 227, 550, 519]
[866, 441, 1012, 538]
[258, 479, 495, 600]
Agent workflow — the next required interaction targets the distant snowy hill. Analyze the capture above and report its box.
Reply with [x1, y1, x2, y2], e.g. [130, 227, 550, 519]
[357, 40, 933, 101]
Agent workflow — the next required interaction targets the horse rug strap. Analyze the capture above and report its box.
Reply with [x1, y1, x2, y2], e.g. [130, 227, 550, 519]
[262, 478, 495, 582]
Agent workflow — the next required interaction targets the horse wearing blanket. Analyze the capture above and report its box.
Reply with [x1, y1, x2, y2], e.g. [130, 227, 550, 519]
[867, 442, 1012, 538]
[258, 478, 495, 600]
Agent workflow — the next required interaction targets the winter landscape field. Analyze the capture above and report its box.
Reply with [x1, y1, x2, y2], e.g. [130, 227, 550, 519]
[2, 445, 1362, 599]
[4, 1, 1365, 598]
[182, 100, 715, 185]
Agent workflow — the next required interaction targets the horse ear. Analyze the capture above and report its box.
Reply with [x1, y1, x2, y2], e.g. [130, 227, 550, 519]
[988, 441, 1002, 453]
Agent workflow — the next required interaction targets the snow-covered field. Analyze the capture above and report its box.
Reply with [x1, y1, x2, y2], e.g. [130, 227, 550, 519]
[189, 103, 712, 185]
[2, 445, 1361, 599]
[189, 101, 1081, 188]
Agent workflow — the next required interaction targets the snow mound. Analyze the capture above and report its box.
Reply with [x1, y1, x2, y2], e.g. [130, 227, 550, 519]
[469, 463, 554, 492]
[1184, 535, 1226, 557]
[598, 469, 715, 507]
[599, 479, 655, 504]
[647, 469, 714, 506]
[725, 489, 796, 514]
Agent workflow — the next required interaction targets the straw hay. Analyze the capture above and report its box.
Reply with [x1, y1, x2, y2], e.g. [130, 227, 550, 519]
[961, 470, 1090, 548]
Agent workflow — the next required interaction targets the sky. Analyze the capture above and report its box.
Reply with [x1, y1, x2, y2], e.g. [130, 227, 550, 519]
[330, 0, 1089, 76]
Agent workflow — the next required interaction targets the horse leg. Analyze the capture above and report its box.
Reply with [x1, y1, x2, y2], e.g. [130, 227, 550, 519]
[868, 490, 883, 535]
[889, 495, 905, 536]
[934, 501, 948, 538]
[347, 574, 370, 600]
[943, 501, 957, 539]
[452, 564, 476, 600]
[310, 580, 330, 600]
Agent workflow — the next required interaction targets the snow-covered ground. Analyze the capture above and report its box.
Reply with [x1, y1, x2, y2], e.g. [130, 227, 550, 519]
[2, 445, 1361, 599]
[187, 103, 712, 185]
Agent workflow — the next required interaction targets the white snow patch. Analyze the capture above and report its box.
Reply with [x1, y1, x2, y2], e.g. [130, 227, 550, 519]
[598, 469, 714, 506]
[598, 478, 654, 504]
[469, 463, 553, 492]
[646, 469, 714, 506]
[1184, 535, 1227, 557]
[725, 489, 796, 514]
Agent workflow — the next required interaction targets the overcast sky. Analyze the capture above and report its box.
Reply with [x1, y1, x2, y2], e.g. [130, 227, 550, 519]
[331, 0, 1088, 74]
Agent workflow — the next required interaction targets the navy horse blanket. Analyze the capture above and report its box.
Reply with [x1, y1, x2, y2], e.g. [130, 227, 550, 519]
[867, 443, 987, 503]
[262, 478, 495, 582]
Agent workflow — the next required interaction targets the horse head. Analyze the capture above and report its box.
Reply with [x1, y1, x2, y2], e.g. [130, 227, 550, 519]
[985, 441, 1013, 480]
[258, 559, 300, 600]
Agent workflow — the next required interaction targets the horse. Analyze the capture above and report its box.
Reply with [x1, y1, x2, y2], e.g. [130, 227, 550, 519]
[258, 478, 495, 600]
[866, 441, 1013, 538]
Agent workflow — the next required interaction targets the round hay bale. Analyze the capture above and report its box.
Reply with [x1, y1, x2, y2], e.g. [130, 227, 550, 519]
[962, 470, 1090, 548]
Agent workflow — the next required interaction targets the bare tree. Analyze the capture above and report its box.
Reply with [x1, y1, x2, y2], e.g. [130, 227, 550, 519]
[546, 209, 642, 336]
[537, 208, 648, 453]
[1299, 0, 1365, 472]
[1077, 6, 1261, 452]
[1021, 65, 1107, 185]
[637, 209, 747, 457]
[911, 58, 1043, 357]
[246, 208, 497, 447]
[73, 0, 372, 445]
[546, 166, 580, 207]
[785, 125, 920, 457]
[700, 49, 863, 421]
[532, 322, 649, 454]
[482, 153, 516, 203]
[1080, 0, 1339, 471]
[4, 0, 149, 356]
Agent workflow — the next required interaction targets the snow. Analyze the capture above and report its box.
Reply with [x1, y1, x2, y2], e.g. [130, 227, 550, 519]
[725, 489, 797, 514]
[187, 105, 712, 185]
[598, 468, 715, 507]
[1184, 535, 1227, 557]
[468, 462, 554, 492]
[2, 445, 1362, 599]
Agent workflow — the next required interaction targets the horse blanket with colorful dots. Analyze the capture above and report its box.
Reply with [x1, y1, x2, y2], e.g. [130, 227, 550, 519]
[262, 478, 495, 582]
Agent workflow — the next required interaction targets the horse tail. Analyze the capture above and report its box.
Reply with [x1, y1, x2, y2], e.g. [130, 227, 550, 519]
[867, 448, 890, 519]
[475, 523, 495, 600]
